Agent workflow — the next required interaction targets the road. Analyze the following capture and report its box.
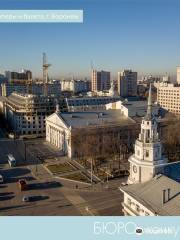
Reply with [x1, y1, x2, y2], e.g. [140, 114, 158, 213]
[0, 138, 124, 216]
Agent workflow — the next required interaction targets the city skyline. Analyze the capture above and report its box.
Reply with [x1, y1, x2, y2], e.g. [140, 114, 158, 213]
[0, 0, 180, 78]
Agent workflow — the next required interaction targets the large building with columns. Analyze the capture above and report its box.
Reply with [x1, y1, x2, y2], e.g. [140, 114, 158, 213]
[46, 106, 138, 159]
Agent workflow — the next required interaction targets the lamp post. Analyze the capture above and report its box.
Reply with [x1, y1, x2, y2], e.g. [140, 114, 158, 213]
[91, 158, 93, 184]
[24, 142, 27, 162]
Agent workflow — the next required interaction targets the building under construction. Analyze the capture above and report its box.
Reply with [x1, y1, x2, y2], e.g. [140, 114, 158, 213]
[3, 53, 68, 138]
[4, 92, 66, 138]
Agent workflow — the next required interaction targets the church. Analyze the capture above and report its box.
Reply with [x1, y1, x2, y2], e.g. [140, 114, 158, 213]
[120, 84, 180, 216]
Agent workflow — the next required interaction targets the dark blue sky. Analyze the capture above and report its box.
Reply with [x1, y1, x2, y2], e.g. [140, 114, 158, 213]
[0, 0, 180, 79]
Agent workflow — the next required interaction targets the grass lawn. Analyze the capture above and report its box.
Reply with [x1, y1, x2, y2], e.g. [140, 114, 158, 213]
[62, 173, 90, 183]
[47, 163, 75, 174]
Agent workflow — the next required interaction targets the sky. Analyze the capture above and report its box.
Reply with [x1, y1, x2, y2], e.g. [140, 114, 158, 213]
[0, 0, 180, 79]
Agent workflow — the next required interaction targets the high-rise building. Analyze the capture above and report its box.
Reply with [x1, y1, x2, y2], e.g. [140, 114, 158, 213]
[177, 66, 180, 84]
[157, 83, 180, 115]
[117, 70, 137, 97]
[5, 69, 32, 83]
[91, 70, 110, 92]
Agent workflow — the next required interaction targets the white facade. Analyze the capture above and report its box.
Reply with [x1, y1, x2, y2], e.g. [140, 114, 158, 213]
[121, 191, 154, 216]
[157, 83, 180, 115]
[177, 66, 180, 84]
[60, 79, 90, 93]
[106, 100, 159, 118]
[46, 108, 71, 157]
[128, 85, 167, 184]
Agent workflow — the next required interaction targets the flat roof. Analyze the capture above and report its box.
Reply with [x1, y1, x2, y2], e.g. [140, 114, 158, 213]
[121, 175, 180, 216]
[60, 110, 135, 128]
[66, 96, 122, 107]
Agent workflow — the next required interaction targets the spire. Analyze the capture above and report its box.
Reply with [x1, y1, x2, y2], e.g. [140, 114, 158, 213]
[55, 99, 60, 113]
[146, 83, 152, 119]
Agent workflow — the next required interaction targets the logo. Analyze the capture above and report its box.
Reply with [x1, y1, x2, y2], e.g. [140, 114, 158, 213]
[136, 227, 143, 235]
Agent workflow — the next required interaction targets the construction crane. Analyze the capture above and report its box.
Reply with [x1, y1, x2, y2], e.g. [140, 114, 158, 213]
[43, 53, 51, 96]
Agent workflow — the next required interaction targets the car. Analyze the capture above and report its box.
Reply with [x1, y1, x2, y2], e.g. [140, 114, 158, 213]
[22, 196, 30, 202]
[18, 179, 27, 191]
[22, 195, 48, 202]
[0, 174, 4, 183]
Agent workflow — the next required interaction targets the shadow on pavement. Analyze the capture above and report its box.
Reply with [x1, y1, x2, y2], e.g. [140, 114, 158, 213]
[0, 192, 14, 196]
[2, 168, 31, 178]
[28, 181, 62, 190]
[0, 185, 7, 188]
[0, 205, 23, 211]
[0, 195, 15, 201]
[58, 204, 72, 208]
[24, 195, 49, 202]
[4, 175, 35, 184]
[1, 167, 35, 183]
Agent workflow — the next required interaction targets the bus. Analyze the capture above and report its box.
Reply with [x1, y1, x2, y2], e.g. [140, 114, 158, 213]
[7, 154, 16, 167]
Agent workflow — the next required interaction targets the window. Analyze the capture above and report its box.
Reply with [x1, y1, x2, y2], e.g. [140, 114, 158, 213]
[136, 205, 140, 212]
[127, 198, 131, 205]
[145, 150, 149, 157]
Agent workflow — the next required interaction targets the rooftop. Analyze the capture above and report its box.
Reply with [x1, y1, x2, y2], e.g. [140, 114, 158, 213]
[66, 96, 122, 107]
[59, 110, 135, 128]
[121, 175, 180, 216]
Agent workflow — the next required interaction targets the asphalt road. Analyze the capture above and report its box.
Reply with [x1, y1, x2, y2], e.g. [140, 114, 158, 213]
[0, 165, 80, 216]
[0, 139, 124, 216]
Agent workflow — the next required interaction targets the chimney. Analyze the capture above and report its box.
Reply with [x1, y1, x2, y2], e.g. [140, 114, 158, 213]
[162, 189, 166, 204]
[167, 188, 171, 201]
[162, 188, 171, 204]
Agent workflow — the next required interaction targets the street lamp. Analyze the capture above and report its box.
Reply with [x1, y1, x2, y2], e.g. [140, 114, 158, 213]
[91, 158, 93, 184]
[24, 141, 27, 162]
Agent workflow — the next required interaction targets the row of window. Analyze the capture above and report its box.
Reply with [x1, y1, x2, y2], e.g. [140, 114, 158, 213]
[127, 198, 150, 216]
[22, 130, 45, 135]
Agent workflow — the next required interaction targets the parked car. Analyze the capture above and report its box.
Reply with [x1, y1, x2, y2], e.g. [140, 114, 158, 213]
[0, 174, 4, 183]
[22, 195, 48, 202]
[18, 179, 27, 191]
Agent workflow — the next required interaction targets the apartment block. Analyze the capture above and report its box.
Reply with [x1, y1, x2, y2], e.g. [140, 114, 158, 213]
[157, 83, 180, 115]
[91, 70, 110, 92]
[117, 70, 137, 97]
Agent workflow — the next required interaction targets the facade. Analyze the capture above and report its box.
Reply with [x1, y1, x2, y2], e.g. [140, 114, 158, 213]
[120, 84, 180, 216]
[177, 66, 180, 84]
[0, 83, 61, 97]
[5, 69, 32, 83]
[106, 99, 159, 118]
[117, 70, 137, 97]
[157, 83, 180, 115]
[128, 85, 167, 184]
[60, 79, 91, 93]
[91, 70, 110, 92]
[66, 96, 122, 112]
[4, 92, 66, 138]
[46, 109, 137, 158]
[121, 175, 180, 216]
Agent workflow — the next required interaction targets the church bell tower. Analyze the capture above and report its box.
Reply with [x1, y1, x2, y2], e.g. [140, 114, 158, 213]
[128, 84, 167, 184]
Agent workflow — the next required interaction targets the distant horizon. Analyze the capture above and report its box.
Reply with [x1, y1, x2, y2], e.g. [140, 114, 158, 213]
[0, 0, 180, 79]
[0, 63, 178, 81]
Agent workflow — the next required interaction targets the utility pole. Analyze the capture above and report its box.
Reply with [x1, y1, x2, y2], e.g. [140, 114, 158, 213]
[24, 142, 27, 162]
[91, 158, 93, 184]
